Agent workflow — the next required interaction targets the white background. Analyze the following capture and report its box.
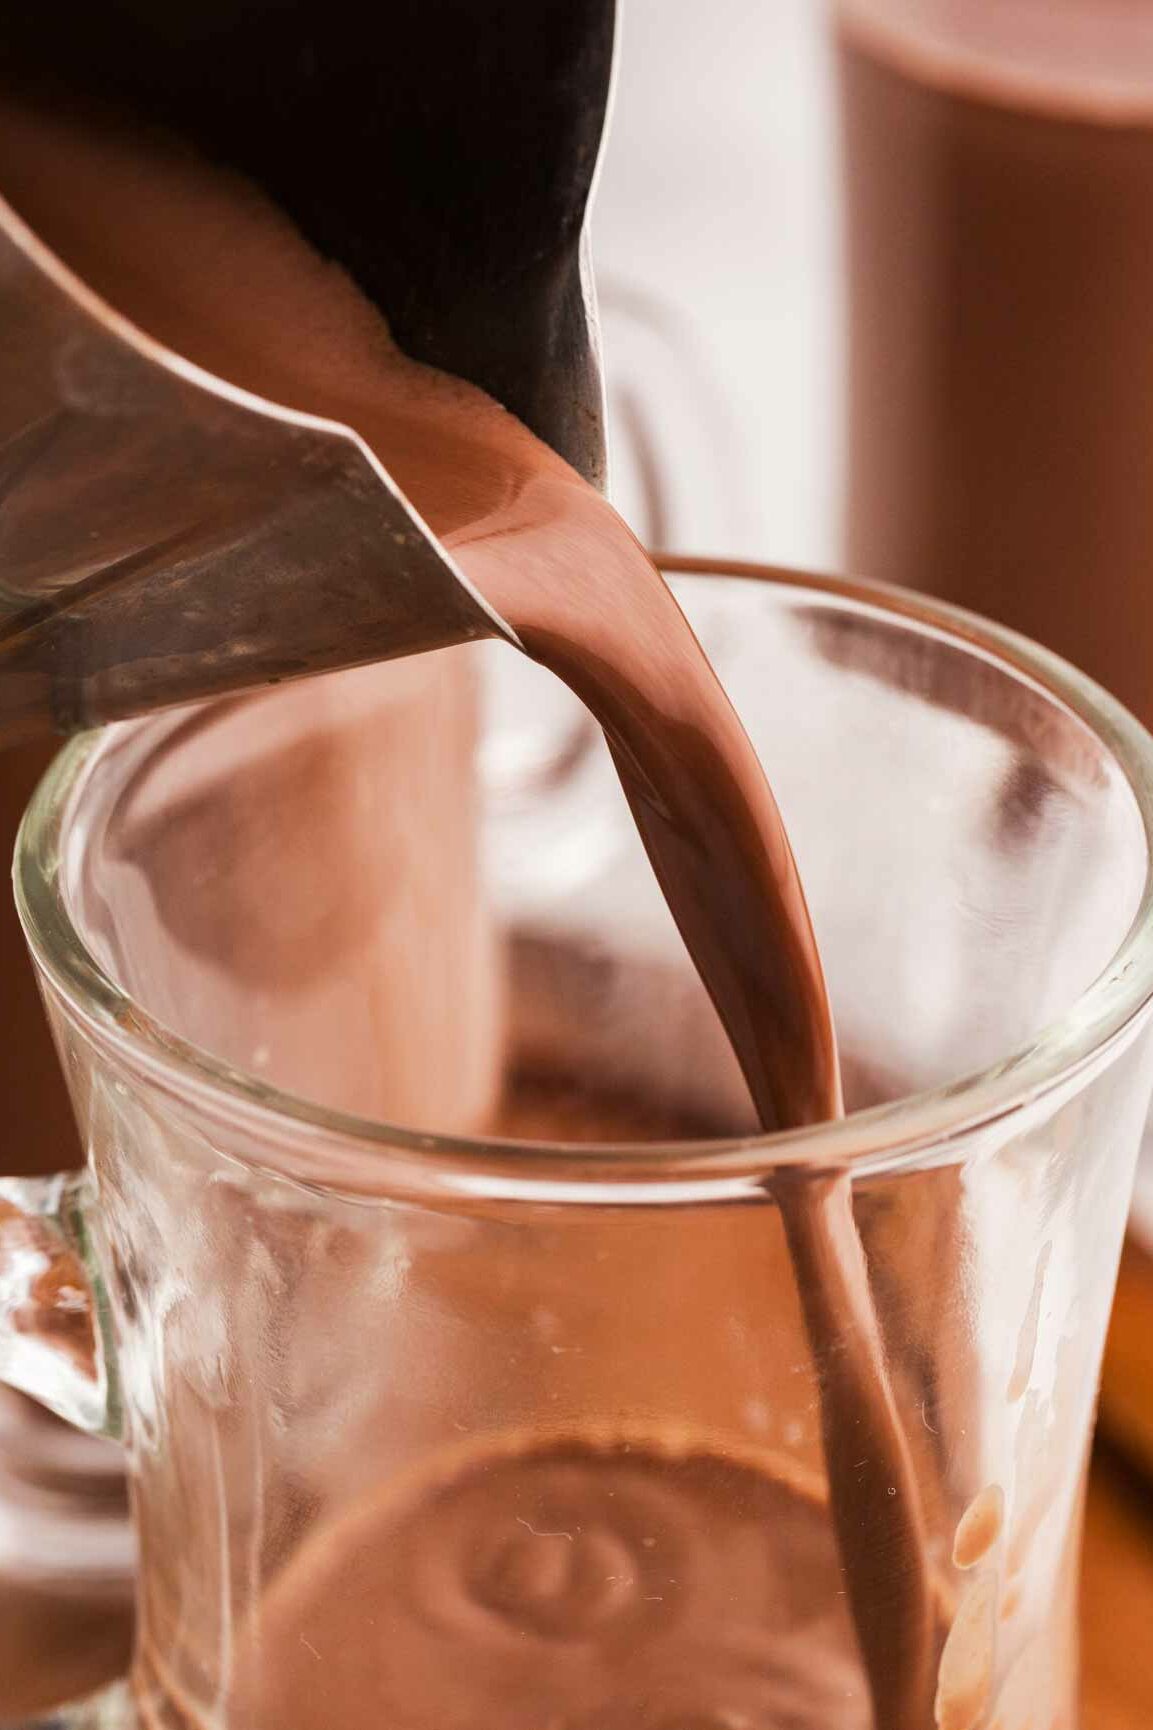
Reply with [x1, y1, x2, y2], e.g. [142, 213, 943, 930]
[594, 0, 843, 569]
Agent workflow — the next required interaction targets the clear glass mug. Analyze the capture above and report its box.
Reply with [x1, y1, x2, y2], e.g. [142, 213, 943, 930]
[4, 562, 1153, 1730]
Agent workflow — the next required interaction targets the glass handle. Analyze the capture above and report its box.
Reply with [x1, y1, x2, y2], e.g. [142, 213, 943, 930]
[0, 1171, 119, 1438]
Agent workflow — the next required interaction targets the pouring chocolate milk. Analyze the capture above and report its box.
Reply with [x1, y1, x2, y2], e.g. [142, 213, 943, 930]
[0, 94, 947, 1730]
[0, 4, 1115, 1728]
[0, 3, 611, 1718]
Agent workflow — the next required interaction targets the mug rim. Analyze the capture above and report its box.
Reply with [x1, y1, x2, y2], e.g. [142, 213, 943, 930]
[15, 557, 1153, 1199]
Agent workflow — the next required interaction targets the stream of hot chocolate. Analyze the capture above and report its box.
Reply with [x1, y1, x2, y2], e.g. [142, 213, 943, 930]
[0, 102, 936, 1724]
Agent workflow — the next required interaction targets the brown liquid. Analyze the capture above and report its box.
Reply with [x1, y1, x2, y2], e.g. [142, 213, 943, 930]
[841, 1, 1153, 728]
[0, 103, 935, 1726]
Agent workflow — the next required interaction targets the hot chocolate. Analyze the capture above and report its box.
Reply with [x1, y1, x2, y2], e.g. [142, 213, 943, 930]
[0, 100, 938, 1726]
[840, 0, 1153, 728]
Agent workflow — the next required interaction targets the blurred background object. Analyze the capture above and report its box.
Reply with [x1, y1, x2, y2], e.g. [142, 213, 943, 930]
[1102, 1194, 1153, 1485]
[0, 733, 118, 1722]
[0, 1396, 132, 1725]
[595, 0, 843, 562]
[838, 0, 1153, 728]
[834, 0, 1153, 1485]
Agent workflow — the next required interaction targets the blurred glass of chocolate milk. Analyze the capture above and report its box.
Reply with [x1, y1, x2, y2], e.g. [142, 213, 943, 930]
[838, 0, 1153, 1483]
[839, 0, 1153, 727]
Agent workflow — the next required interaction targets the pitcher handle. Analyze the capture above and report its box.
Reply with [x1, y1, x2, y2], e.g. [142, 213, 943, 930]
[0, 1171, 119, 1439]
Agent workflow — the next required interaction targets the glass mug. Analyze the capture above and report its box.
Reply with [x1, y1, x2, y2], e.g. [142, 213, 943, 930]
[0, 644, 498, 1721]
[3, 563, 1153, 1729]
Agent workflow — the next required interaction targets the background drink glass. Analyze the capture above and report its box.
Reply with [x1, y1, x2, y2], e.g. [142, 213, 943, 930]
[4, 563, 1153, 1728]
[837, 0, 1153, 726]
[836, 0, 1153, 1441]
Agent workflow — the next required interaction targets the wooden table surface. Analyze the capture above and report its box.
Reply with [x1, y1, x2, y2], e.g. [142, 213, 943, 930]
[1081, 1447, 1153, 1729]
[1084, 1238, 1153, 1729]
